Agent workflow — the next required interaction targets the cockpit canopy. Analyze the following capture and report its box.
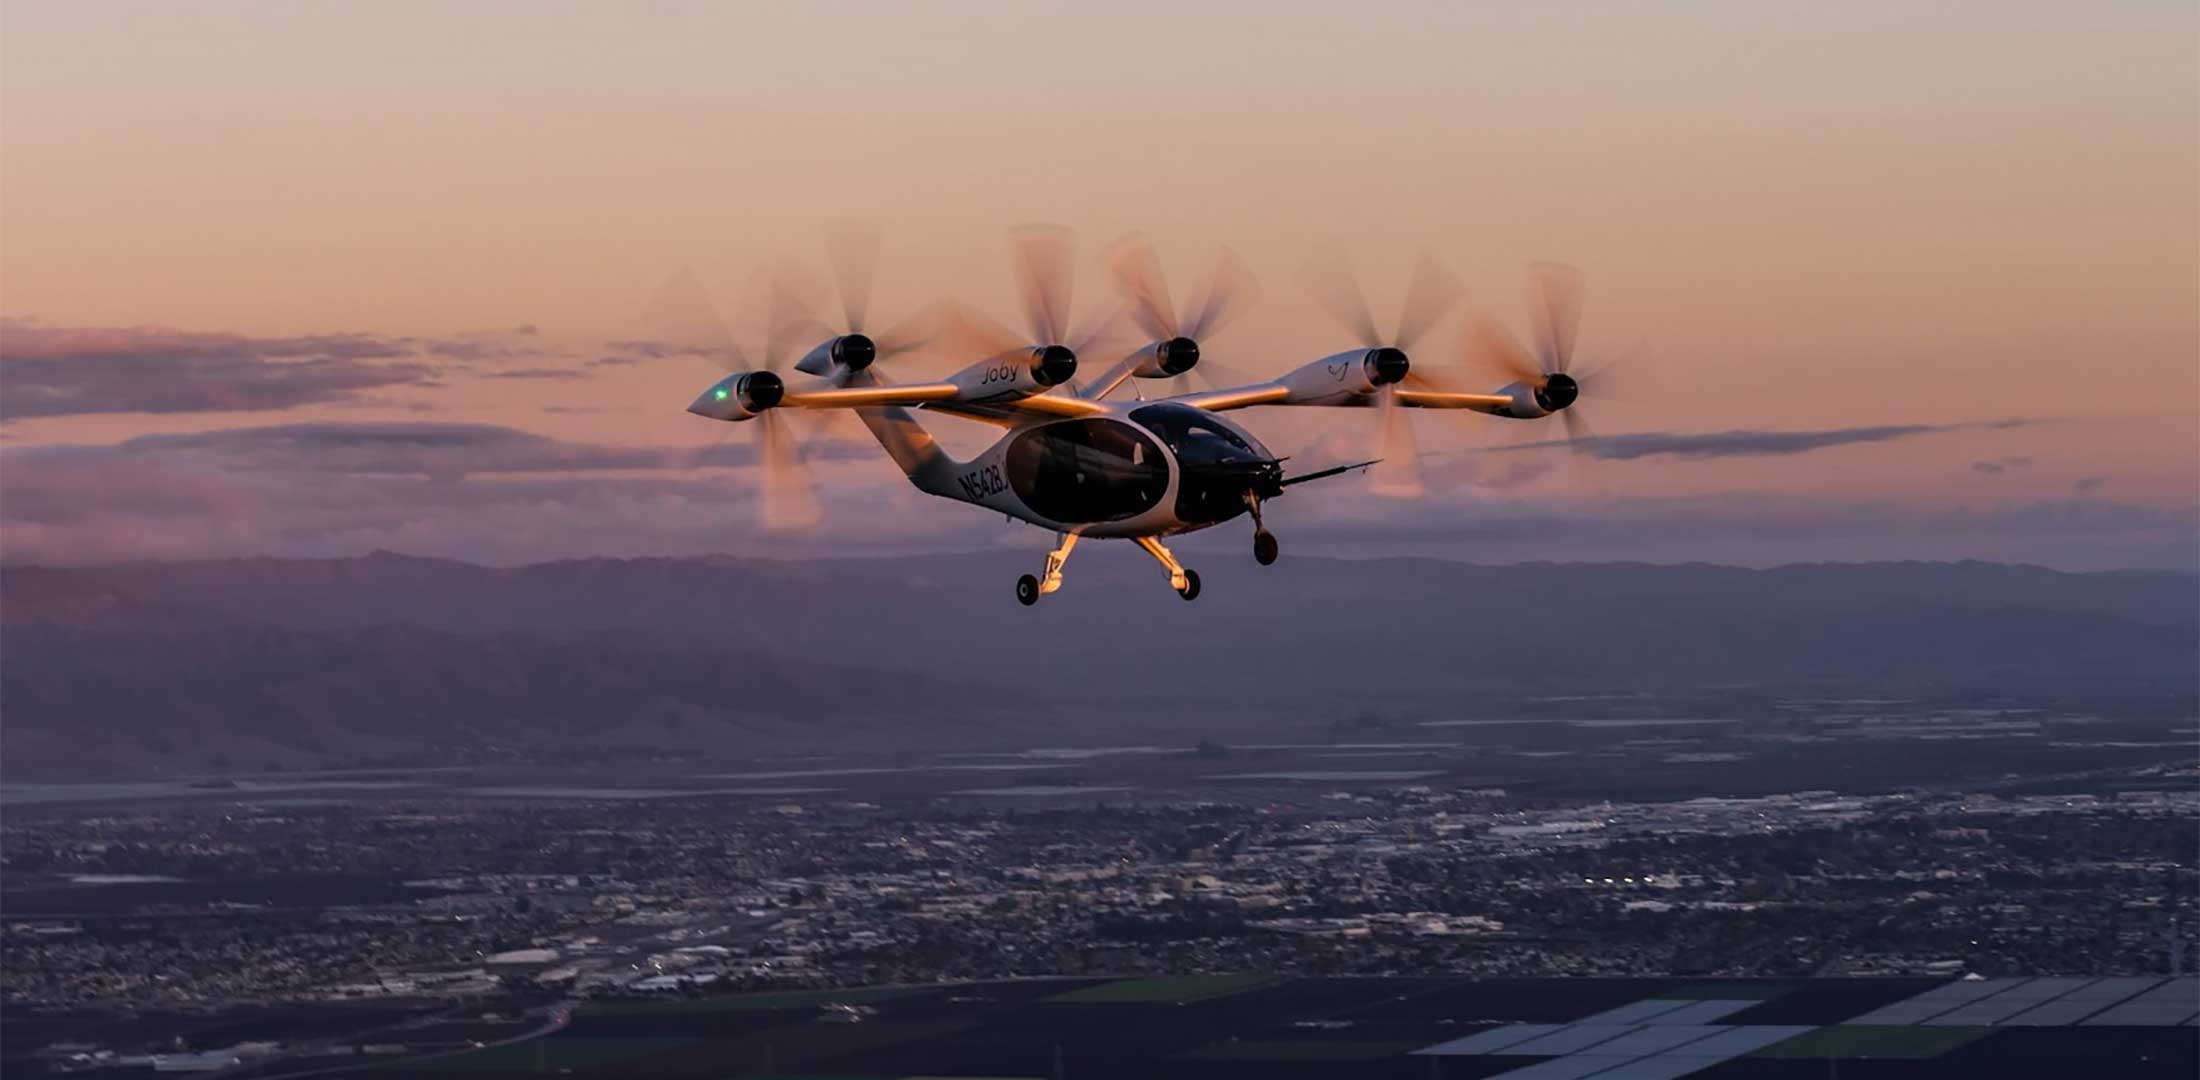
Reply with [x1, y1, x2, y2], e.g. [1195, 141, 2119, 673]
[1128, 403, 1272, 467]
[1131, 403, 1279, 526]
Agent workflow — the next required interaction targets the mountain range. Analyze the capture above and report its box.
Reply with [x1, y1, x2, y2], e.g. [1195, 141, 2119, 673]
[3, 552, 2193, 778]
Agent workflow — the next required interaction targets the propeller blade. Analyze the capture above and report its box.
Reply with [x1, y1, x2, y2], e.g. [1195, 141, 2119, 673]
[758, 411, 823, 532]
[824, 221, 882, 334]
[765, 264, 831, 371]
[1164, 351, 1266, 399]
[1558, 406, 1599, 452]
[1464, 315, 1544, 386]
[642, 268, 751, 374]
[1103, 233, 1180, 342]
[1394, 250, 1465, 352]
[1066, 302, 1128, 358]
[871, 304, 945, 369]
[1571, 338, 1646, 404]
[1371, 385, 1426, 498]
[1181, 246, 1259, 342]
[942, 302, 1033, 364]
[1527, 261, 1585, 374]
[1298, 245, 1385, 349]
[1008, 223, 1075, 346]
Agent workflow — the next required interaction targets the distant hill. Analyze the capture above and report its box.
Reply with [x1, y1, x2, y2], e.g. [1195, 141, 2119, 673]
[3, 553, 2193, 778]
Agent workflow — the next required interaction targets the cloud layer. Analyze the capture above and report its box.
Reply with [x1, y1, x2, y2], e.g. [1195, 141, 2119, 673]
[1489, 420, 2036, 461]
[0, 319, 589, 419]
[2, 418, 2191, 571]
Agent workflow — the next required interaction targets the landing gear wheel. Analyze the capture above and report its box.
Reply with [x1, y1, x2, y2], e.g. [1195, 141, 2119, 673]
[1253, 531, 1279, 566]
[1176, 569, 1202, 601]
[1015, 574, 1040, 606]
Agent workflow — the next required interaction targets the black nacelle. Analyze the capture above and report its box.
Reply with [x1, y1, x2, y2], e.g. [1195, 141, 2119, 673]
[831, 333, 877, 371]
[1035, 344, 1078, 387]
[738, 370, 785, 411]
[1157, 336, 1200, 376]
[1536, 372, 1579, 411]
[1365, 347, 1410, 386]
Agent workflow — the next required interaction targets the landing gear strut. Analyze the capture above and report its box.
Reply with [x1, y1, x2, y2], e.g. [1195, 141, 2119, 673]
[1016, 533, 1080, 606]
[1134, 535, 1201, 601]
[1246, 494, 1279, 566]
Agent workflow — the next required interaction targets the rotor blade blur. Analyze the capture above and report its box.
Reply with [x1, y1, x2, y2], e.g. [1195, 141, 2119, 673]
[1572, 339, 1646, 404]
[1394, 250, 1465, 351]
[1195, 352, 1264, 393]
[1102, 233, 1180, 341]
[1464, 315, 1544, 385]
[758, 412, 823, 532]
[1008, 223, 1075, 345]
[872, 304, 945, 371]
[1559, 406, 1598, 451]
[942, 302, 1033, 364]
[1298, 246, 1385, 348]
[1066, 302, 1127, 358]
[1372, 386, 1426, 498]
[1181, 246, 1259, 341]
[811, 400, 871, 446]
[766, 264, 830, 371]
[642, 268, 751, 374]
[824, 221, 882, 333]
[1528, 261, 1586, 373]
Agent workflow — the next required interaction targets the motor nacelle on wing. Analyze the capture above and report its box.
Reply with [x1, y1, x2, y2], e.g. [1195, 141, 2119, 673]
[1128, 336, 1200, 379]
[792, 333, 878, 376]
[946, 345, 1078, 401]
[1493, 372, 1580, 418]
[1274, 347, 1409, 405]
[685, 370, 785, 421]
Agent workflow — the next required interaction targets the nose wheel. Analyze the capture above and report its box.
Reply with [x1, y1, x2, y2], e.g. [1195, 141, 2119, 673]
[1246, 493, 1279, 566]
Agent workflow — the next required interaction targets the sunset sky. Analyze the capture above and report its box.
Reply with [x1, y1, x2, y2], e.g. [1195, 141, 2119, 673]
[3, 2, 2194, 568]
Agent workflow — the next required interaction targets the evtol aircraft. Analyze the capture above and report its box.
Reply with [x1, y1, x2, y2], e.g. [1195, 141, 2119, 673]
[662, 226, 1614, 605]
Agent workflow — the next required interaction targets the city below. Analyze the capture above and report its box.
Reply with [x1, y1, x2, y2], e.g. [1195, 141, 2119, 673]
[3, 699, 2194, 1078]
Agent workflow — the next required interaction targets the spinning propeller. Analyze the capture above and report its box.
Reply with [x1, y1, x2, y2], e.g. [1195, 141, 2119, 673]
[1103, 235, 1261, 394]
[1298, 248, 1468, 497]
[943, 224, 1120, 390]
[1466, 261, 1615, 449]
[776, 222, 937, 380]
[643, 267, 823, 532]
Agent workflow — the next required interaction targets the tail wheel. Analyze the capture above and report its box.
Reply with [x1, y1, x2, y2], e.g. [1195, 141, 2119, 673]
[1015, 574, 1040, 606]
[1253, 531, 1278, 566]
[1176, 569, 1202, 601]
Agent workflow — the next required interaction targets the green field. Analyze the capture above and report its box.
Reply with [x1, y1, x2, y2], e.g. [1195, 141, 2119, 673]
[1751, 1024, 1993, 1059]
[1042, 973, 1277, 1004]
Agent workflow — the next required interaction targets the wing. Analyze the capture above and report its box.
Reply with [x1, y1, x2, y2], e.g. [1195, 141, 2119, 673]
[1393, 388, 1515, 415]
[1159, 381, 1289, 413]
[782, 382, 1107, 426]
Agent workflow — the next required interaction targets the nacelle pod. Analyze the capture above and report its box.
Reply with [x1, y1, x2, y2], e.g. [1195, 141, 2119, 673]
[946, 345, 1078, 402]
[1491, 373, 1579, 419]
[1129, 336, 1201, 379]
[792, 334, 878, 376]
[686, 371, 785, 421]
[1274, 347, 1410, 405]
